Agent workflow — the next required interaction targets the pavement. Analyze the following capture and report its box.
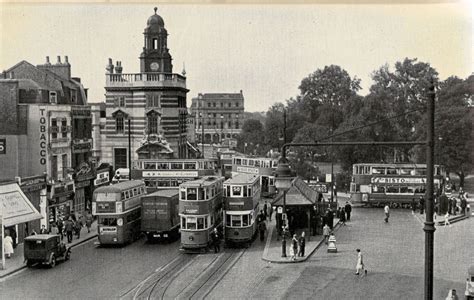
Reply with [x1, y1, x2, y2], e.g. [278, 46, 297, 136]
[413, 210, 471, 226]
[262, 215, 341, 263]
[0, 221, 98, 279]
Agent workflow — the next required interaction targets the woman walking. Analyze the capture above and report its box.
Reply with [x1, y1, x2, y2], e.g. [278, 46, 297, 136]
[4, 232, 14, 258]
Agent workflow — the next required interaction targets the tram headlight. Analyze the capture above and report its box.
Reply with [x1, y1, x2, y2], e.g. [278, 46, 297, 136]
[117, 218, 123, 226]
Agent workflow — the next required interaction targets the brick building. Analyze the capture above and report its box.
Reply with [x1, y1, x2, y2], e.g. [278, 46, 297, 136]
[0, 57, 94, 229]
[190, 92, 245, 145]
[101, 8, 195, 169]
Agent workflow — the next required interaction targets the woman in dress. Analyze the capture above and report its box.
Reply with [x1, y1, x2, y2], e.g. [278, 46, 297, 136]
[4, 233, 14, 258]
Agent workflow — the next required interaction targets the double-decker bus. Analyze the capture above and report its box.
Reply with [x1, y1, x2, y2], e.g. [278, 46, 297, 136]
[231, 157, 278, 198]
[92, 180, 146, 245]
[131, 159, 217, 193]
[223, 173, 261, 247]
[178, 176, 224, 251]
[350, 163, 446, 208]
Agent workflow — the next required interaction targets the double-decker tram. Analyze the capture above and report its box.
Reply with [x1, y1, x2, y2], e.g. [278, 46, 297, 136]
[223, 173, 260, 247]
[350, 163, 446, 208]
[231, 157, 278, 198]
[179, 176, 224, 251]
[131, 159, 217, 193]
[92, 180, 146, 245]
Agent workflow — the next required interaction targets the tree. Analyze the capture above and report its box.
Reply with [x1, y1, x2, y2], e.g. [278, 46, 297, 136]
[411, 75, 474, 187]
[369, 58, 439, 162]
[236, 119, 266, 156]
[298, 65, 361, 129]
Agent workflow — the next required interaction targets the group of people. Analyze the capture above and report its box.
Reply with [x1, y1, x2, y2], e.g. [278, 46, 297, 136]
[336, 201, 352, 225]
[39, 212, 93, 243]
[288, 232, 306, 261]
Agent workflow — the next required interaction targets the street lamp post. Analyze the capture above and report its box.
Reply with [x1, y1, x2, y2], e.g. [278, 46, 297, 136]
[275, 154, 293, 258]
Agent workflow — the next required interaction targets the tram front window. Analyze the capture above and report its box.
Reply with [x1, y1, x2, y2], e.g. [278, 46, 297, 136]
[99, 217, 117, 226]
[231, 215, 242, 227]
[186, 217, 197, 230]
[197, 218, 205, 229]
[242, 215, 249, 226]
[187, 188, 197, 200]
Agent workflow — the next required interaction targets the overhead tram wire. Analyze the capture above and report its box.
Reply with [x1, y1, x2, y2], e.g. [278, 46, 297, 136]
[315, 108, 425, 143]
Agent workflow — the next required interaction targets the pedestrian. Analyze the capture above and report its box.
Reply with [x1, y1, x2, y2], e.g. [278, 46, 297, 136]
[268, 204, 273, 221]
[56, 218, 64, 239]
[336, 207, 342, 219]
[323, 224, 330, 245]
[65, 218, 74, 243]
[444, 212, 450, 227]
[445, 289, 459, 300]
[345, 201, 352, 221]
[291, 234, 298, 261]
[7, 227, 17, 249]
[258, 210, 265, 224]
[86, 212, 93, 233]
[355, 249, 367, 276]
[384, 204, 390, 223]
[258, 220, 267, 242]
[460, 198, 467, 215]
[298, 231, 306, 257]
[4, 232, 14, 259]
[339, 207, 346, 226]
[39, 224, 48, 234]
[419, 196, 425, 214]
[211, 228, 220, 253]
[452, 197, 457, 215]
[263, 201, 268, 220]
[75, 219, 82, 239]
[326, 208, 334, 230]
[411, 198, 417, 214]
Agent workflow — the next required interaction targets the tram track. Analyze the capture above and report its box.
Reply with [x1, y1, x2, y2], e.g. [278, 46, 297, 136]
[174, 248, 246, 300]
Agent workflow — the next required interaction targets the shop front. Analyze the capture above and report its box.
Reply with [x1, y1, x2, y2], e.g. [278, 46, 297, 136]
[18, 175, 47, 240]
[0, 182, 43, 245]
[74, 161, 96, 215]
[47, 180, 75, 225]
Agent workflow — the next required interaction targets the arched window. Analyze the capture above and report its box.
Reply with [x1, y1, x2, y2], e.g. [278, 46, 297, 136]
[153, 39, 158, 49]
[148, 112, 159, 134]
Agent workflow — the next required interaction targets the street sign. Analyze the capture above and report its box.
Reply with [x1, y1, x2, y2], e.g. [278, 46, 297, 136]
[277, 207, 283, 214]
[326, 173, 332, 183]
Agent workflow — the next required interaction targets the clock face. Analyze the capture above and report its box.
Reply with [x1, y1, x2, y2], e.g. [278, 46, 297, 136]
[150, 62, 160, 71]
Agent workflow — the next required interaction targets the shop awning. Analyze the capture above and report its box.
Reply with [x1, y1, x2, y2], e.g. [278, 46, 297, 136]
[0, 183, 43, 227]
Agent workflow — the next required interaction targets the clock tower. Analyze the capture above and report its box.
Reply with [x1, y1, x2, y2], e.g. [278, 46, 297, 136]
[140, 7, 173, 73]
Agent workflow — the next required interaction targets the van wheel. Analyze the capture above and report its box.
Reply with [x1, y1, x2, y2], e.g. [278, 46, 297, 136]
[65, 250, 71, 261]
[49, 254, 56, 268]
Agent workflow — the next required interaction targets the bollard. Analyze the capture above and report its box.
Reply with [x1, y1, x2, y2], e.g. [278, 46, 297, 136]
[327, 234, 337, 253]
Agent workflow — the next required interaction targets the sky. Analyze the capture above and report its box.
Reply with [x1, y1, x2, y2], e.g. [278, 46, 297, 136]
[0, 2, 472, 112]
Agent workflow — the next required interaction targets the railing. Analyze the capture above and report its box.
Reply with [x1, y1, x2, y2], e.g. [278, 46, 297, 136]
[106, 72, 186, 88]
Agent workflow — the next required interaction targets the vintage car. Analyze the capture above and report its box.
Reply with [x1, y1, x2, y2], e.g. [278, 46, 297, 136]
[466, 265, 474, 300]
[24, 234, 71, 268]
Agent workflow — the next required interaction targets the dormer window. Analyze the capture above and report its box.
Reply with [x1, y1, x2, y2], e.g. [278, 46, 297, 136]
[49, 91, 57, 104]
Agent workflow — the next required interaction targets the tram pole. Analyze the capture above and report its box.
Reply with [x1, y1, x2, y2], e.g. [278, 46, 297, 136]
[128, 119, 132, 180]
[424, 79, 436, 300]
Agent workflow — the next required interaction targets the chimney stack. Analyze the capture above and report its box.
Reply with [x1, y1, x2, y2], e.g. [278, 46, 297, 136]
[46, 56, 51, 65]
[106, 58, 114, 74]
[57, 56, 62, 65]
[115, 61, 123, 74]
[64, 56, 70, 65]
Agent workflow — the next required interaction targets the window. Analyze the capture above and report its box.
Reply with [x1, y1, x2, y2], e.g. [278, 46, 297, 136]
[231, 215, 241, 227]
[115, 115, 124, 133]
[187, 188, 197, 200]
[62, 154, 68, 179]
[386, 168, 398, 175]
[153, 38, 158, 49]
[184, 163, 196, 170]
[197, 218, 205, 229]
[147, 95, 160, 107]
[144, 162, 156, 169]
[220, 102, 223, 107]
[235, 121, 239, 129]
[186, 217, 197, 230]
[235, 102, 239, 107]
[171, 163, 183, 170]
[49, 91, 57, 103]
[181, 217, 186, 229]
[242, 215, 249, 226]
[213, 102, 216, 107]
[99, 217, 117, 226]
[148, 113, 158, 134]
[51, 156, 58, 181]
[61, 119, 67, 138]
[236, 114, 239, 119]
[213, 113, 216, 118]
[207, 103, 211, 108]
[52, 119, 58, 139]
[114, 148, 127, 169]
[232, 186, 242, 197]
[228, 103, 231, 107]
[372, 167, 385, 174]
[157, 163, 169, 170]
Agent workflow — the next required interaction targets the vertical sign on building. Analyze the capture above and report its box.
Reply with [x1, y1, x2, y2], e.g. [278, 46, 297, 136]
[39, 108, 47, 165]
[0, 138, 6, 155]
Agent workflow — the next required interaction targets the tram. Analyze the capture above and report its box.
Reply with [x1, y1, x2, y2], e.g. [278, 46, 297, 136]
[132, 159, 217, 193]
[92, 180, 146, 245]
[223, 173, 260, 246]
[350, 163, 446, 208]
[178, 176, 224, 251]
[231, 157, 278, 197]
